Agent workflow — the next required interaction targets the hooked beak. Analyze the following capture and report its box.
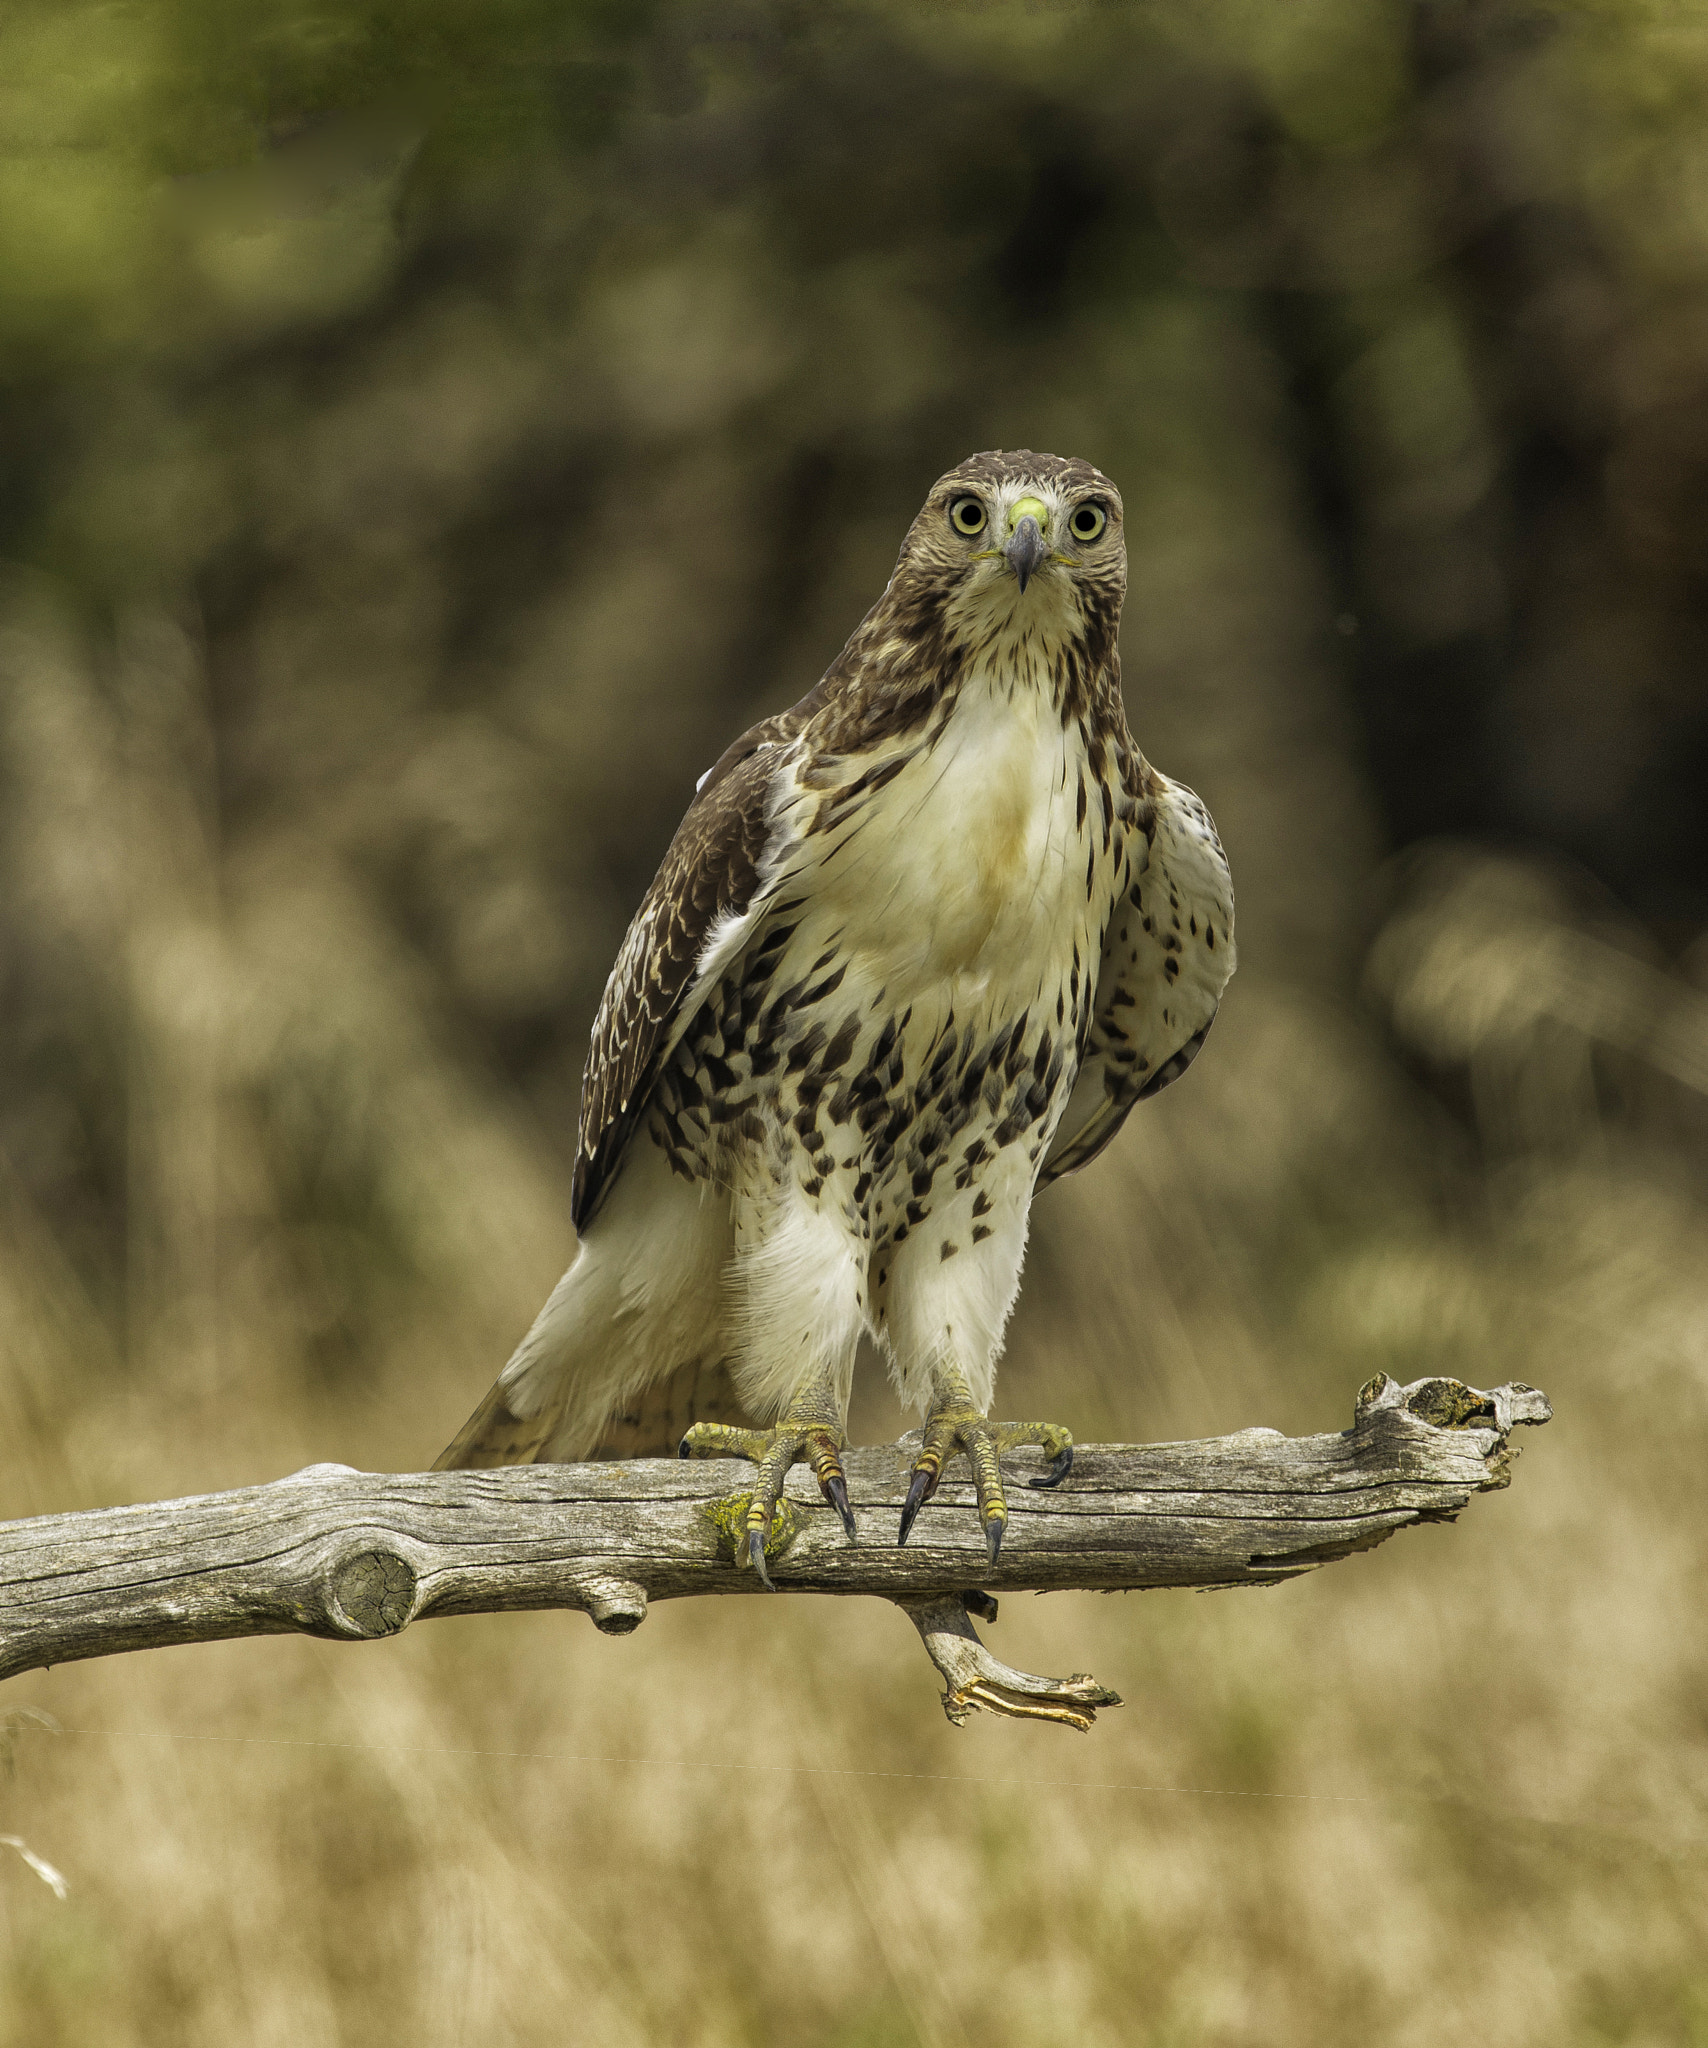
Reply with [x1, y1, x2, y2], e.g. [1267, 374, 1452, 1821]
[1004, 512, 1045, 594]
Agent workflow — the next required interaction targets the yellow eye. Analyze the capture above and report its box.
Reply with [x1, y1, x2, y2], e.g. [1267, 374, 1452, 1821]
[949, 497, 987, 537]
[1069, 502, 1107, 542]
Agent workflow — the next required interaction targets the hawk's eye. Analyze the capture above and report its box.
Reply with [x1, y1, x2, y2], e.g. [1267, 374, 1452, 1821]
[949, 497, 987, 537]
[1069, 502, 1107, 542]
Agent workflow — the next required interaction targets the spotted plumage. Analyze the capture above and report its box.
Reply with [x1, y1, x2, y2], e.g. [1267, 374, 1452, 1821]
[437, 451, 1235, 1561]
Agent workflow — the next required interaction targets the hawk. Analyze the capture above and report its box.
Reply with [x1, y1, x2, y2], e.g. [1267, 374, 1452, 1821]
[436, 450, 1235, 1580]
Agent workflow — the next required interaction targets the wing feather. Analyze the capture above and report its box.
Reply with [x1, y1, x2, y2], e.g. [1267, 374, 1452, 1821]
[571, 719, 796, 1229]
[1039, 765, 1235, 1188]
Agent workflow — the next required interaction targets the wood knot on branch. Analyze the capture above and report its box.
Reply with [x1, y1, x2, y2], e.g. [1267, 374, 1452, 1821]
[1355, 1372, 1552, 1434]
[324, 1548, 419, 1639]
[570, 1574, 649, 1635]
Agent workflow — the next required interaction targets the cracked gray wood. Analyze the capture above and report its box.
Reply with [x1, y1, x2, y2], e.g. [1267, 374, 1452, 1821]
[0, 1373, 1551, 1732]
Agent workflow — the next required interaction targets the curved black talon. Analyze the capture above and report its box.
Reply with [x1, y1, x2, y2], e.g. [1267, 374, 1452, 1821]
[820, 1469, 857, 1542]
[747, 1526, 776, 1590]
[962, 1589, 999, 1622]
[985, 1517, 1004, 1566]
[897, 1465, 937, 1547]
[1027, 1446, 1074, 1490]
[678, 1436, 692, 1458]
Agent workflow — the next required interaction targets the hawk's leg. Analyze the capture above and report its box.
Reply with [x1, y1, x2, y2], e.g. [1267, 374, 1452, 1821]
[897, 1367, 1074, 1564]
[680, 1367, 855, 1589]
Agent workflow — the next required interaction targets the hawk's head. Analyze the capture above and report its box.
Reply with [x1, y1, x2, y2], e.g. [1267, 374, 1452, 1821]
[892, 449, 1126, 662]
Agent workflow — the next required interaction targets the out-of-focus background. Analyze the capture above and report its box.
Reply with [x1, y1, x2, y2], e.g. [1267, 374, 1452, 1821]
[0, 1, 1705, 2040]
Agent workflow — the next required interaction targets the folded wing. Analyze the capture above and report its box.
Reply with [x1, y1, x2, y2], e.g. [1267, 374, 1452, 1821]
[572, 717, 799, 1229]
[1039, 767, 1235, 1188]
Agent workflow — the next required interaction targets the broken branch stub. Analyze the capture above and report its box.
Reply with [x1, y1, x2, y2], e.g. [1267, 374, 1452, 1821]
[0, 1375, 1548, 1731]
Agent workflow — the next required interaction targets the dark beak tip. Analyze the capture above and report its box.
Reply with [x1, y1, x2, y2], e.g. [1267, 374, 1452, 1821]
[1006, 514, 1045, 595]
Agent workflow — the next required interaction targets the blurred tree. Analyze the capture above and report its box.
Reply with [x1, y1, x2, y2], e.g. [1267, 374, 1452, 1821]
[1, 0, 1704, 1381]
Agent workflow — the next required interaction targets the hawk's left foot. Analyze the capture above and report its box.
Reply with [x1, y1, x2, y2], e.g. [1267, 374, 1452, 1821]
[679, 1412, 855, 1588]
[897, 1407, 1073, 1563]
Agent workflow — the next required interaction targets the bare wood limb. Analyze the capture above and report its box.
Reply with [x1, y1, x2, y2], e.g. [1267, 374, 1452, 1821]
[0, 1374, 1550, 1730]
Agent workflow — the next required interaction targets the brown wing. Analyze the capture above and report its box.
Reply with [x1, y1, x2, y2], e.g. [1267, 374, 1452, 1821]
[1039, 767, 1235, 1189]
[570, 719, 793, 1230]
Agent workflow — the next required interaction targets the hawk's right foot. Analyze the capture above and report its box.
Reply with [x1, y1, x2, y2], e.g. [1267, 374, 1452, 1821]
[679, 1414, 855, 1588]
[897, 1408, 1074, 1564]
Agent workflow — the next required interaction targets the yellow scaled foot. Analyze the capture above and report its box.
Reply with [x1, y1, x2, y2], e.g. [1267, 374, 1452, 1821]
[680, 1411, 855, 1589]
[897, 1408, 1073, 1564]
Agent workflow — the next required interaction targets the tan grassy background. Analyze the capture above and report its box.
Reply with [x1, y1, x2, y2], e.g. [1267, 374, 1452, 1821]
[1, 2, 1706, 2041]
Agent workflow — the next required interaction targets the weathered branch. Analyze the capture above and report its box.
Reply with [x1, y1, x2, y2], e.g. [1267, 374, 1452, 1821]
[0, 1374, 1549, 1731]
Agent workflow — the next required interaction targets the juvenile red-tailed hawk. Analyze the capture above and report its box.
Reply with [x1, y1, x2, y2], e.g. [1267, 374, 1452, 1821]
[437, 450, 1235, 1580]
